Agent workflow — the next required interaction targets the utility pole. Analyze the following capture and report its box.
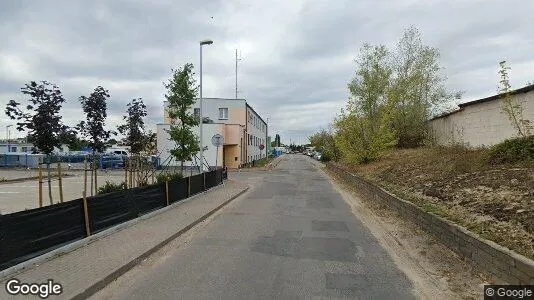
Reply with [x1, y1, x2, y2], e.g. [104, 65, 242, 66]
[235, 49, 242, 99]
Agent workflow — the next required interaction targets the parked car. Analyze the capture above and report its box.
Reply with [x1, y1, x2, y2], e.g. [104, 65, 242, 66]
[101, 155, 124, 169]
[312, 151, 322, 161]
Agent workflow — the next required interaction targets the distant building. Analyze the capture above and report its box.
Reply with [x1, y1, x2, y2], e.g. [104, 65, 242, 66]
[0, 142, 70, 155]
[157, 98, 268, 169]
[0, 142, 35, 154]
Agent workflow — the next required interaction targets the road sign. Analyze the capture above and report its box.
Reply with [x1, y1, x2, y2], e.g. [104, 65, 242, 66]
[259, 144, 264, 150]
[211, 134, 224, 147]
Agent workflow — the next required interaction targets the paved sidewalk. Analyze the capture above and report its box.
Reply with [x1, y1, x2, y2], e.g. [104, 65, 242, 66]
[0, 180, 248, 300]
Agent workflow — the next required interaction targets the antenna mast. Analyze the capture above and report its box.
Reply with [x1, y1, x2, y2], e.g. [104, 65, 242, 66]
[235, 49, 242, 99]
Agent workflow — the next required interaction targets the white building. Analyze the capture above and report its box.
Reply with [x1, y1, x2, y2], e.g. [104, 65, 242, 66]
[0, 142, 70, 154]
[0, 142, 35, 154]
[157, 98, 268, 169]
[429, 84, 534, 147]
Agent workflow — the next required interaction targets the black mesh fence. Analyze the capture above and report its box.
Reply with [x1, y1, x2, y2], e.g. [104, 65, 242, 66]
[88, 190, 138, 233]
[0, 168, 226, 271]
[215, 168, 223, 184]
[168, 177, 189, 203]
[0, 200, 86, 270]
[205, 170, 217, 189]
[189, 173, 204, 195]
[129, 184, 166, 215]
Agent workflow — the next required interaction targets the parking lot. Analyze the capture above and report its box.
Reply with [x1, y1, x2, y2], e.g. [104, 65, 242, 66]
[0, 167, 207, 215]
[0, 170, 127, 215]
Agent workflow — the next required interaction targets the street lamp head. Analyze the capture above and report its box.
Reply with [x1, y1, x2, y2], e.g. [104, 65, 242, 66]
[200, 39, 213, 45]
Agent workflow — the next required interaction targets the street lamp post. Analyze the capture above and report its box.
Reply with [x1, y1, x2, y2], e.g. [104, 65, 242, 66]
[199, 39, 213, 173]
[6, 125, 13, 153]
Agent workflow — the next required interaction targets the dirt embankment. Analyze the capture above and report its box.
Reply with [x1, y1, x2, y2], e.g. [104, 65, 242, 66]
[340, 147, 534, 260]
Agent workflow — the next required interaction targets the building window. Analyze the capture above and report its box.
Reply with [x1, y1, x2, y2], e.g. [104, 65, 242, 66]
[194, 108, 200, 120]
[21, 147, 27, 152]
[219, 108, 228, 120]
[11, 146, 17, 152]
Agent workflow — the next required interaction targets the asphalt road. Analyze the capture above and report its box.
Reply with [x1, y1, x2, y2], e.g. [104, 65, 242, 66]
[93, 155, 416, 299]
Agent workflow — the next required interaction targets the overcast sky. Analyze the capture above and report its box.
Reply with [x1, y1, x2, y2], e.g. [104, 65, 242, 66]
[1, 0, 533, 144]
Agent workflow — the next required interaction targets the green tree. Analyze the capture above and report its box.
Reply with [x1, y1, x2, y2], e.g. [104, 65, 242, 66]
[274, 134, 281, 147]
[5, 81, 69, 204]
[5, 81, 68, 154]
[107, 138, 119, 147]
[309, 128, 341, 161]
[77, 86, 113, 153]
[498, 61, 532, 137]
[164, 64, 200, 174]
[59, 129, 86, 151]
[143, 130, 157, 155]
[389, 27, 461, 148]
[334, 44, 396, 163]
[117, 98, 147, 154]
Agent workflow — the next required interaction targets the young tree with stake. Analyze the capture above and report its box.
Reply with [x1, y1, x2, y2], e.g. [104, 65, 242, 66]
[118, 98, 147, 154]
[5, 81, 69, 204]
[77, 86, 113, 195]
[118, 98, 148, 186]
[164, 64, 200, 175]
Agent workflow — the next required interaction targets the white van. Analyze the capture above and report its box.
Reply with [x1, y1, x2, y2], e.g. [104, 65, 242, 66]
[106, 148, 129, 156]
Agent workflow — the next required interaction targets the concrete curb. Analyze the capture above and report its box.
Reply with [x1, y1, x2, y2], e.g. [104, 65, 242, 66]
[0, 182, 227, 280]
[327, 162, 534, 284]
[71, 185, 249, 300]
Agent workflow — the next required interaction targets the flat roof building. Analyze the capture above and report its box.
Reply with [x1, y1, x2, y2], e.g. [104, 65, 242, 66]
[157, 98, 268, 169]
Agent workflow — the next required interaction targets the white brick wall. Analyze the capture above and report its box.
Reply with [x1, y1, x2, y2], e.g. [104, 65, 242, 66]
[429, 89, 534, 147]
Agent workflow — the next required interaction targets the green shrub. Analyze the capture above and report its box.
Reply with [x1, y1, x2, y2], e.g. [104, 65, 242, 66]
[487, 136, 534, 164]
[98, 181, 127, 194]
[156, 172, 184, 184]
[320, 152, 332, 162]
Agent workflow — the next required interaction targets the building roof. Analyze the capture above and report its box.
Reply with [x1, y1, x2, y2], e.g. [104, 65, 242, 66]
[429, 83, 534, 121]
[245, 102, 268, 126]
[458, 83, 534, 108]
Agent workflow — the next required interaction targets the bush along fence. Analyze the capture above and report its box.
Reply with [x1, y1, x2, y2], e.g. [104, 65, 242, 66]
[326, 163, 534, 284]
[0, 168, 228, 271]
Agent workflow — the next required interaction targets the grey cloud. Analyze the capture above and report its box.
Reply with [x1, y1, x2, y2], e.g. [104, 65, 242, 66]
[2, 0, 534, 143]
